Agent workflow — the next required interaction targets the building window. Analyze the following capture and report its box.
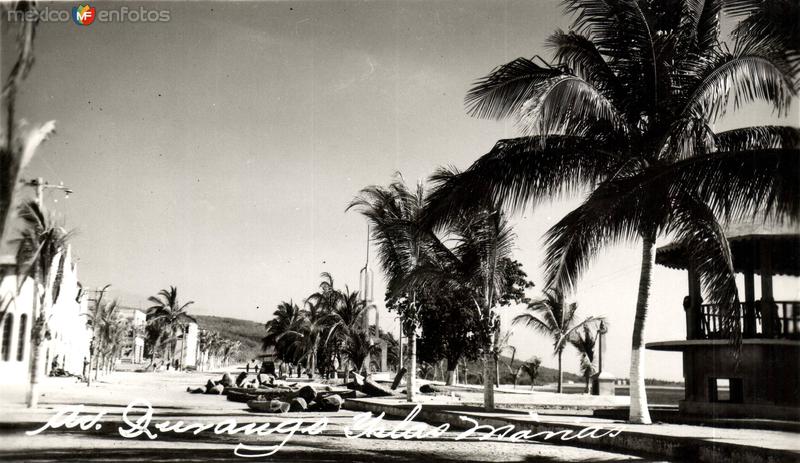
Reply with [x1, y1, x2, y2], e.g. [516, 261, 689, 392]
[1, 314, 13, 361]
[17, 314, 27, 361]
[709, 377, 744, 403]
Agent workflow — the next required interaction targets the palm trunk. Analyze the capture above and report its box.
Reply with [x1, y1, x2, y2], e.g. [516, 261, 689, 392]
[26, 262, 45, 408]
[94, 341, 102, 380]
[309, 338, 318, 378]
[26, 315, 46, 408]
[495, 355, 500, 387]
[557, 350, 563, 393]
[629, 234, 655, 424]
[483, 347, 495, 410]
[179, 327, 186, 371]
[446, 358, 457, 386]
[405, 329, 417, 402]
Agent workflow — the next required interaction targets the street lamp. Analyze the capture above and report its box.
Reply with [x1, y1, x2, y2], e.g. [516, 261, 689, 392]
[597, 320, 608, 373]
[20, 177, 73, 206]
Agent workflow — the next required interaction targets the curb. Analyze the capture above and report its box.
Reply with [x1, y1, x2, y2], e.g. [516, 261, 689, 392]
[344, 399, 799, 463]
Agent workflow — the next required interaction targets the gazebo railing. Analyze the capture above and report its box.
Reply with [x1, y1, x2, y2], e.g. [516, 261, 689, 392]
[700, 301, 800, 339]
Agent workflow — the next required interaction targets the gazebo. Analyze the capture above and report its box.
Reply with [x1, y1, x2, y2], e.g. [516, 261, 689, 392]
[647, 220, 800, 420]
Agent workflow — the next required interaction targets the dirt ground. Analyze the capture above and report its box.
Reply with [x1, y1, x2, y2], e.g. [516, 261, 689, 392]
[0, 370, 668, 462]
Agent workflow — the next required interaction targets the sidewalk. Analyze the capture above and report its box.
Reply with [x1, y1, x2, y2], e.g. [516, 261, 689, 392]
[344, 398, 800, 463]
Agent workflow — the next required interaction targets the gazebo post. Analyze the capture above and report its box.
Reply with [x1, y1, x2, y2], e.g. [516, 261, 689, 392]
[744, 267, 756, 337]
[686, 262, 704, 339]
[687, 264, 703, 339]
[759, 241, 775, 337]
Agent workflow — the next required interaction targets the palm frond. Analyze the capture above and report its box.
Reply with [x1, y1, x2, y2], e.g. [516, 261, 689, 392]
[517, 74, 623, 136]
[543, 171, 671, 292]
[546, 29, 623, 103]
[465, 56, 564, 120]
[423, 135, 620, 230]
[668, 147, 800, 223]
[678, 48, 796, 122]
[667, 194, 741, 342]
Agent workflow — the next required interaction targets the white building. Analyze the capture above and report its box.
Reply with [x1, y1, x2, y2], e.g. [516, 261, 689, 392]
[0, 246, 91, 403]
[0, 256, 38, 400]
[118, 307, 146, 364]
[45, 246, 92, 376]
[172, 321, 199, 370]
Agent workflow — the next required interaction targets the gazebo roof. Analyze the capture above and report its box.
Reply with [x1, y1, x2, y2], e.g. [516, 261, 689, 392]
[656, 219, 800, 276]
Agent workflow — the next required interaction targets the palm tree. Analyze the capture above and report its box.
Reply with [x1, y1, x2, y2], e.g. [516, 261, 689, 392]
[570, 325, 598, 393]
[324, 286, 366, 382]
[0, 3, 56, 244]
[15, 200, 70, 408]
[343, 328, 380, 374]
[303, 273, 341, 377]
[521, 357, 542, 390]
[93, 299, 122, 376]
[220, 339, 241, 367]
[206, 331, 225, 370]
[513, 288, 601, 393]
[263, 300, 306, 373]
[147, 286, 196, 369]
[348, 175, 432, 402]
[424, 0, 798, 423]
[417, 171, 517, 410]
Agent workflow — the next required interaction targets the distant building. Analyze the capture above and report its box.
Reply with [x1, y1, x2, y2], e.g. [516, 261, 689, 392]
[648, 220, 799, 421]
[173, 321, 199, 369]
[117, 307, 146, 364]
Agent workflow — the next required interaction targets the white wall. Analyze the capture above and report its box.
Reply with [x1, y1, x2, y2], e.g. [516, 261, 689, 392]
[0, 268, 37, 402]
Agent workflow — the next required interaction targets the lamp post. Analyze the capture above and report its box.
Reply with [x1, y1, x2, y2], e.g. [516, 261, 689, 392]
[20, 177, 73, 206]
[597, 320, 607, 373]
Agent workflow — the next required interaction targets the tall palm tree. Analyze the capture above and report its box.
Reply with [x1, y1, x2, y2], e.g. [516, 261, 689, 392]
[206, 331, 225, 370]
[84, 283, 111, 384]
[15, 200, 70, 408]
[93, 299, 121, 376]
[324, 286, 366, 382]
[197, 329, 211, 370]
[304, 273, 340, 377]
[419, 168, 517, 410]
[424, 0, 798, 423]
[220, 339, 241, 367]
[263, 300, 306, 371]
[570, 325, 598, 393]
[348, 175, 432, 402]
[513, 288, 601, 393]
[147, 286, 196, 369]
[0, 2, 56, 244]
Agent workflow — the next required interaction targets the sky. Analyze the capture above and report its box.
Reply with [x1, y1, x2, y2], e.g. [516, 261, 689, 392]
[3, 0, 798, 381]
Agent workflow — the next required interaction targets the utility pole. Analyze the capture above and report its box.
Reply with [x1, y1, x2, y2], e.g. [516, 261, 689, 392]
[598, 320, 607, 373]
[83, 285, 111, 386]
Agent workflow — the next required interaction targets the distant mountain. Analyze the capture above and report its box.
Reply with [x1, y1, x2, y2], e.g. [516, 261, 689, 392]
[194, 315, 266, 361]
